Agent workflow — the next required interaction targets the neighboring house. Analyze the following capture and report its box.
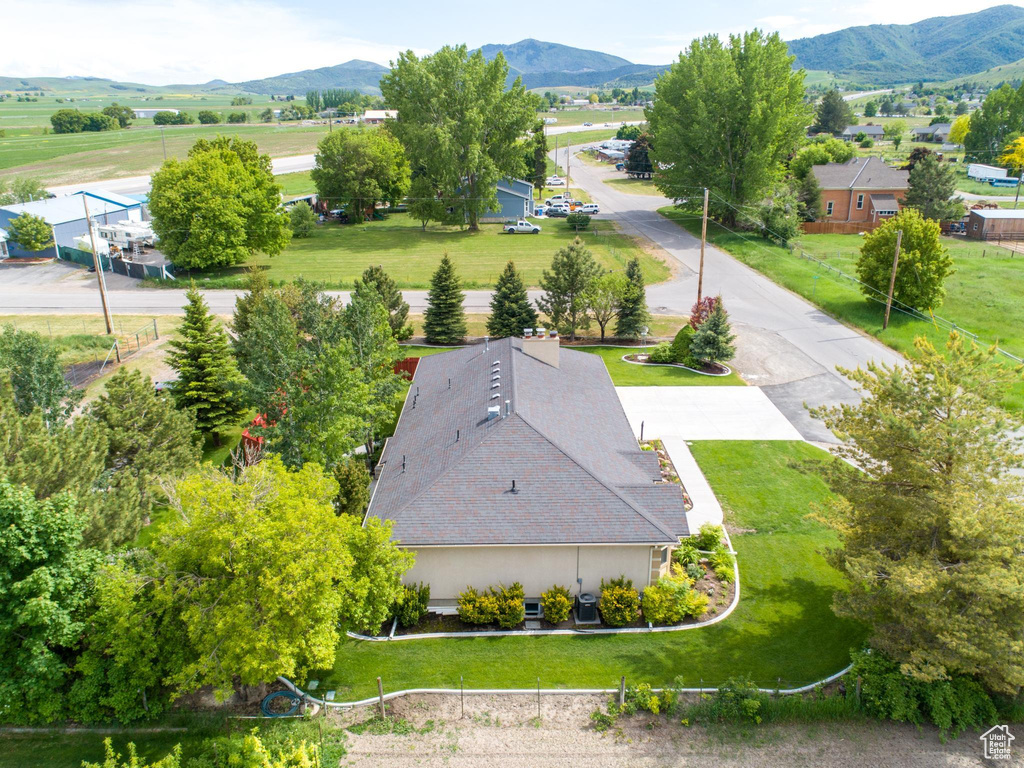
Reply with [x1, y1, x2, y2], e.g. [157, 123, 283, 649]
[133, 108, 179, 119]
[966, 209, 1024, 240]
[912, 123, 951, 142]
[811, 156, 909, 223]
[837, 124, 885, 142]
[596, 149, 625, 162]
[365, 332, 690, 604]
[480, 178, 534, 222]
[362, 109, 397, 124]
[0, 191, 143, 258]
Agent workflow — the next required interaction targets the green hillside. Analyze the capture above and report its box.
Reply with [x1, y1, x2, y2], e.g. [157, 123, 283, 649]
[233, 60, 388, 95]
[788, 4, 1024, 84]
[477, 39, 631, 73]
[939, 57, 1024, 87]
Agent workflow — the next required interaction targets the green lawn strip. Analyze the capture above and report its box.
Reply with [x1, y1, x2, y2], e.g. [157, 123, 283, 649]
[276, 170, 315, 197]
[181, 212, 668, 290]
[604, 177, 663, 196]
[575, 345, 745, 386]
[657, 207, 1024, 411]
[316, 440, 861, 700]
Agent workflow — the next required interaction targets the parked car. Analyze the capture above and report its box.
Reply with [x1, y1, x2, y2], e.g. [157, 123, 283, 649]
[545, 206, 570, 218]
[544, 193, 573, 206]
[546, 175, 565, 186]
[615, 163, 625, 171]
[581, 203, 600, 214]
[583, 121, 593, 126]
[504, 219, 541, 234]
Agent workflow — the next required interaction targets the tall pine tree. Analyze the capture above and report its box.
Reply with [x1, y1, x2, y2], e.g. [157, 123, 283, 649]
[487, 261, 538, 338]
[614, 257, 651, 339]
[423, 254, 467, 344]
[536, 237, 601, 341]
[356, 265, 413, 341]
[690, 299, 736, 365]
[168, 286, 246, 444]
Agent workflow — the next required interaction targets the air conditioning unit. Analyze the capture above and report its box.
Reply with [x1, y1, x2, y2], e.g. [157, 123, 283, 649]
[576, 593, 598, 623]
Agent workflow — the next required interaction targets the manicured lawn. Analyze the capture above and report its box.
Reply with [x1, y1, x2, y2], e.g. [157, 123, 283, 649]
[276, 169, 315, 198]
[315, 440, 862, 700]
[658, 207, 1024, 411]
[576, 345, 746, 386]
[188, 211, 669, 289]
[604, 177, 663, 196]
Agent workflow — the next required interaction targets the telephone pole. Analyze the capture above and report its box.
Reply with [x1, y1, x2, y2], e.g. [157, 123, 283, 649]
[883, 229, 903, 331]
[565, 134, 571, 192]
[82, 195, 115, 335]
[697, 187, 709, 303]
[1015, 169, 1022, 209]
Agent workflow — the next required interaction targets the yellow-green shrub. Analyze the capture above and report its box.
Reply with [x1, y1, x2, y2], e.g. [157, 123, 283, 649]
[541, 584, 572, 624]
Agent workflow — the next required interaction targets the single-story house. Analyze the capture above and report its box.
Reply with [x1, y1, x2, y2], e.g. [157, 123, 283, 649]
[480, 178, 534, 222]
[966, 209, 1024, 240]
[132, 108, 179, 119]
[596, 149, 625, 162]
[365, 332, 690, 604]
[837, 124, 885, 142]
[362, 109, 397, 124]
[811, 156, 909, 223]
[0, 191, 143, 259]
[912, 123, 951, 143]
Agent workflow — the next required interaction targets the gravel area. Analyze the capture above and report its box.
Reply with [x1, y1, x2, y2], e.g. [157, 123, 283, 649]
[335, 694, 1011, 767]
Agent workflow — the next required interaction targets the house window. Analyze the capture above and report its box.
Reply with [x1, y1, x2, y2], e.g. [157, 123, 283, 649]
[856, 194, 864, 210]
[826, 201, 834, 216]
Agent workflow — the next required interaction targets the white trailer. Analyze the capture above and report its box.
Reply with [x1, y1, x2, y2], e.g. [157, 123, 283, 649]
[967, 163, 1009, 181]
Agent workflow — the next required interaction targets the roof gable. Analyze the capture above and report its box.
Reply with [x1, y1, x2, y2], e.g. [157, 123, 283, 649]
[811, 156, 909, 190]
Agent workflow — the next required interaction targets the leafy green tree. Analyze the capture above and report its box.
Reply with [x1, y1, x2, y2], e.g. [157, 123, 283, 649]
[83, 113, 118, 132]
[0, 324, 80, 423]
[343, 281, 403, 459]
[904, 154, 964, 222]
[614, 257, 650, 339]
[964, 82, 1024, 161]
[948, 113, 970, 145]
[864, 100, 878, 118]
[88, 368, 201, 525]
[536, 237, 602, 341]
[288, 201, 316, 237]
[333, 456, 370, 517]
[954, 100, 969, 116]
[357, 265, 413, 341]
[226, 112, 247, 124]
[879, 97, 895, 116]
[883, 120, 907, 150]
[381, 45, 537, 230]
[423, 254, 467, 344]
[526, 122, 548, 191]
[689, 299, 735, 364]
[856, 209, 954, 311]
[625, 133, 653, 178]
[167, 286, 246, 443]
[311, 128, 410, 224]
[796, 171, 823, 222]
[789, 137, 854, 180]
[157, 457, 411, 697]
[83, 740, 180, 768]
[149, 136, 291, 270]
[487, 261, 538, 338]
[197, 110, 221, 124]
[49, 108, 87, 133]
[648, 30, 811, 225]
[231, 277, 301, 413]
[6, 211, 54, 252]
[616, 124, 642, 141]
[565, 212, 591, 231]
[585, 273, 625, 342]
[341, 517, 414, 632]
[152, 111, 193, 125]
[0, 480, 97, 724]
[810, 334, 1024, 694]
[101, 103, 134, 128]
[814, 89, 854, 134]
[0, 176, 48, 205]
[757, 186, 801, 244]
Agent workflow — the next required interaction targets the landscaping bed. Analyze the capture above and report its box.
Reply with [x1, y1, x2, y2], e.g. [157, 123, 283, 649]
[639, 438, 692, 508]
[624, 352, 731, 376]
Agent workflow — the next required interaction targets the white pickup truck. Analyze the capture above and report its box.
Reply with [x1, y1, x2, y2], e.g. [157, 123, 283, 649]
[504, 220, 542, 234]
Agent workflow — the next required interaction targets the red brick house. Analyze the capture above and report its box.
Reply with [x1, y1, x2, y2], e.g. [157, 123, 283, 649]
[811, 157, 909, 223]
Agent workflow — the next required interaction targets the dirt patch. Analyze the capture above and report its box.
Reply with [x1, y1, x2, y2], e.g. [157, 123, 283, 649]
[335, 693, 998, 767]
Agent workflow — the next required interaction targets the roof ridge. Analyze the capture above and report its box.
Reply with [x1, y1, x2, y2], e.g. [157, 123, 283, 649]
[513, 410, 678, 541]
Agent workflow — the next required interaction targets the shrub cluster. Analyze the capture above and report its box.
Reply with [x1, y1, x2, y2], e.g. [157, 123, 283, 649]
[541, 584, 572, 624]
[695, 523, 724, 550]
[641, 565, 710, 625]
[598, 576, 640, 627]
[648, 325, 696, 366]
[457, 583, 525, 628]
[710, 546, 735, 583]
[394, 582, 430, 628]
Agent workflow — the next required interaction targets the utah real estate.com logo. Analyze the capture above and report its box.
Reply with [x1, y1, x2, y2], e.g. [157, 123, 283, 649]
[980, 725, 1014, 761]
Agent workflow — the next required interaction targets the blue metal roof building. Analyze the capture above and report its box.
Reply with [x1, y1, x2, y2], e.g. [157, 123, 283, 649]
[0, 191, 142, 259]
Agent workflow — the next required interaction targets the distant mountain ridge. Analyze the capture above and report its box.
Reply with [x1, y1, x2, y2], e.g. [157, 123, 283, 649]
[788, 4, 1024, 84]
[475, 39, 631, 73]
[233, 60, 389, 95]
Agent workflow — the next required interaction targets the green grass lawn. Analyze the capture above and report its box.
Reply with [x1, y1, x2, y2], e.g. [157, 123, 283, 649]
[952, 167, 1019, 197]
[658, 208, 1024, 411]
[276, 169, 315, 197]
[186, 211, 669, 290]
[315, 440, 862, 700]
[576, 345, 745, 386]
[604, 177, 663, 196]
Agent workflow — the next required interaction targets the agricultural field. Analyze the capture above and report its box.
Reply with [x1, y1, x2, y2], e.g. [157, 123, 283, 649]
[182, 212, 670, 289]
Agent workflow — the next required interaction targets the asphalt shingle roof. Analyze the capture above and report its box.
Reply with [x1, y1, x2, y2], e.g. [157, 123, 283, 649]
[367, 338, 688, 546]
[811, 157, 909, 191]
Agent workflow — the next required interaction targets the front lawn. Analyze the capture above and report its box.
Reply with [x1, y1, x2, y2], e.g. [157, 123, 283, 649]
[604, 177, 663, 196]
[658, 208, 1024, 411]
[315, 440, 861, 700]
[576, 345, 745, 386]
[187, 212, 668, 290]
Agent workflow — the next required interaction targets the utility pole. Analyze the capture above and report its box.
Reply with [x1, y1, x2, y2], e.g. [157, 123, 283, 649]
[697, 187, 709, 303]
[883, 229, 903, 331]
[159, 126, 167, 161]
[566, 134, 571, 193]
[1015, 169, 1023, 209]
[83, 196, 115, 335]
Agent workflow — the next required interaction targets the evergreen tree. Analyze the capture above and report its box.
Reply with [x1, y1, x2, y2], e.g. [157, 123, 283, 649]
[536, 237, 602, 341]
[487, 261, 538, 338]
[904, 154, 964, 222]
[167, 286, 246, 444]
[333, 456, 371, 517]
[423, 254, 467, 344]
[614, 257, 651, 339]
[796, 171, 823, 221]
[689, 299, 736, 365]
[625, 133, 653, 178]
[288, 201, 316, 237]
[357, 265, 413, 341]
[814, 89, 854, 134]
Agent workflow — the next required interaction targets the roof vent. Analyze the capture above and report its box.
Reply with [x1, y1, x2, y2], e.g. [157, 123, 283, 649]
[491, 382, 500, 389]
[490, 393, 500, 400]
[549, 329, 558, 339]
[487, 405, 500, 420]
[536, 327, 546, 337]
[524, 328, 533, 338]
[492, 374, 500, 381]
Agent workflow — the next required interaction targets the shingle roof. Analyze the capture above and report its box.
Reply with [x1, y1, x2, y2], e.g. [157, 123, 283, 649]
[840, 124, 884, 137]
[367, 338, 688, 546]
[811, 157, 909, 191]
[870, 194, 898, 210]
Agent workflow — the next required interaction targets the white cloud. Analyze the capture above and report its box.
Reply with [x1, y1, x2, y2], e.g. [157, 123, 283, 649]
[1, 0, 420, 84]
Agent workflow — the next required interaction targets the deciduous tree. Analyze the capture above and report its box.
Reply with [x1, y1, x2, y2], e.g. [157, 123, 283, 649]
[6, 211, 53, 252]
[487, 261, 538, 338]
[356, 265, 413, 341]
[288, 201, 316, 237]
[0, 324, 80, 423]
[536, 237, 601, 341]
[964, 82, 1024, 161]
[423, 254, 467, 344]
[883, 120, 907, 150]
[0, 176, 47, 205]
[101, 103, 134, 128]
[585, 273, 625, 342]
[311, 128, 409, 223]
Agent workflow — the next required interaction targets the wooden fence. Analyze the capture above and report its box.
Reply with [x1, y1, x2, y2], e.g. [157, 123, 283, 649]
[394, 357, 419, 379]
[800, 221, 878, 235]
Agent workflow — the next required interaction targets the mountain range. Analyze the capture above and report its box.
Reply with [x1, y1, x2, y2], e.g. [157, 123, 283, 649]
[6, 7, 1024, 97]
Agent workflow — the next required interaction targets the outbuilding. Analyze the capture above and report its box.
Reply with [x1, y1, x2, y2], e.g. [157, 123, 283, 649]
[966, 209, 1024, 240]
[132, 108, 180, 119]
[0, 191, 143, 258]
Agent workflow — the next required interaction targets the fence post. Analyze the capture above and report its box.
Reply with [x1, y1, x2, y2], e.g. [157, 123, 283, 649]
[537, 678, 541, 720]
[855, 676, 862, 705]
[619, 676, 625, 708]
[460, 675, 464, 719]
[377, 677, 385, 719]
[153, 318, 159, 340]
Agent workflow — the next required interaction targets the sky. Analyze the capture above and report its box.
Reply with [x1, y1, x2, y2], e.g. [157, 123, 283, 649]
[4, 0, 1023, 84]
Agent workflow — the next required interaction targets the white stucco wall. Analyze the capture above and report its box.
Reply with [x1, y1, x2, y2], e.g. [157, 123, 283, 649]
[407, 544, 659, 600]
